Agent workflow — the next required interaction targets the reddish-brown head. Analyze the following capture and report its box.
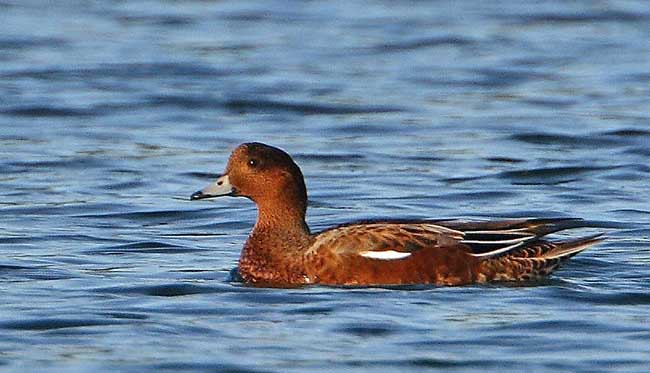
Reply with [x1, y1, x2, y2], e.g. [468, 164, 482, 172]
[191, 142, 309, 223]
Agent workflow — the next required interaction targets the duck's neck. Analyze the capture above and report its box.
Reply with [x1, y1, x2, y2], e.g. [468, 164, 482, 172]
[251, 200, 311, 245]
[238, 200, 311, 285]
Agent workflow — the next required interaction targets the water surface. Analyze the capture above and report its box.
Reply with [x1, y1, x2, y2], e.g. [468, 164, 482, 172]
[2, 1, 650, 371]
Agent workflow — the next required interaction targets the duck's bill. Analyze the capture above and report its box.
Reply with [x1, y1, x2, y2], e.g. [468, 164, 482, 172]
[190, 175, 234, 200]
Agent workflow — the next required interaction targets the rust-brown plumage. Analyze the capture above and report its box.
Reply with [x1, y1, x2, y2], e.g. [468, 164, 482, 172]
[191, 142, 603, 287]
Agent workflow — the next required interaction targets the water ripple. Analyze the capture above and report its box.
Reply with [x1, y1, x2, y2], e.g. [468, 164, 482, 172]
[84, 242, 201, 255]
[0, 264, 76, 281]
[0, 318, 126, 331]
[602, 129, 650, 137]
[498, 166, 610, 185]
[335, 322, 400, 337]
[151, 362, 267, 373]
[371, 35, 474, 53]
[2, 63, 263, 80]
[223, 98, 405, 115]
[511, 132, 621, 147]
[1, 106, 97, 118]
[0, 37, 67, 50]
[93, 283, 223, 297]
[509, 10, 647, 24]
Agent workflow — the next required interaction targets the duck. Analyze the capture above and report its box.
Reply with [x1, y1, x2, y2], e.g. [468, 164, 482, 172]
[190, 142, 603, 287]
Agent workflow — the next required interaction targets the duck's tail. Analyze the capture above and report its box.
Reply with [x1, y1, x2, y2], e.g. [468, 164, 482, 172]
[476, 234, 603, 282]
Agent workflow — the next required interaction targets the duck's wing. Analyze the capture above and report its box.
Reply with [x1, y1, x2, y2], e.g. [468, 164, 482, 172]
[308, 218, 600, 260]
[308, 222, 466, 260]
[434, 218, 602, 257]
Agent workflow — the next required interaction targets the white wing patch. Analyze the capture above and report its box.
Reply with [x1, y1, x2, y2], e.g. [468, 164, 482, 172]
[359, 250, 412, 260]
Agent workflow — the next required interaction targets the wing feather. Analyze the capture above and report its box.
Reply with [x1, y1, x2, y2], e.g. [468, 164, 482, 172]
[308, 218, 602, 260]
[308, 222, 463, 257]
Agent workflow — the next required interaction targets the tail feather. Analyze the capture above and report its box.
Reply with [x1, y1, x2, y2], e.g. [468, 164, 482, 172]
[541, 234, 604, 260]
[434, 218, 606, 282]
[476, 234, 603, 283]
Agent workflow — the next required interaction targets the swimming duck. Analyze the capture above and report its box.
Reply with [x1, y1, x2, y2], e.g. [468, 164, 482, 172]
[190, 142, 602, 287]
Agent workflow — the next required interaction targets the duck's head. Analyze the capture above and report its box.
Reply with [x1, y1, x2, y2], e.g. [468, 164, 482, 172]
[191, 142, 308, 219]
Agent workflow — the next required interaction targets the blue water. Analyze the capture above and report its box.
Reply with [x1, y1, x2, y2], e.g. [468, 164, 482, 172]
[2, 1, 650, 371]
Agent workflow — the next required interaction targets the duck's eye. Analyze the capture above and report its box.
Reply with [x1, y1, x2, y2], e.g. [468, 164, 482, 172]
[248, 159, 258, 168]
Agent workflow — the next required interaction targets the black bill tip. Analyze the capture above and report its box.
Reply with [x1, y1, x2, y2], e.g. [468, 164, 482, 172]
[190, 191, 208, 201]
